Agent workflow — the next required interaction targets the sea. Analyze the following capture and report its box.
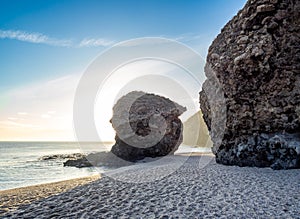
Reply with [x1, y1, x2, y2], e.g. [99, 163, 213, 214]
[0, 142, 112, 191]
[0, 142, 211, 191]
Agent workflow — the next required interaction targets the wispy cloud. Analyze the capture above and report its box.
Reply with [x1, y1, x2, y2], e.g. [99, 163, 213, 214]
[17, 112, 28, 115]
[0, 120, 41, 129]
[0, 29, 116, 48]
[0, 29, 210, 50]
[41, 114, 51, 119]
[0, 74, 81, 141]
[172, 33, 205, 42]
[78, 38, 115, 47]
[8, 117, 18, 120]
[0, 29, 72, 47]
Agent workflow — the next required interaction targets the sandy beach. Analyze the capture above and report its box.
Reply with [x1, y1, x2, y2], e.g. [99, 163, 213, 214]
[1, 0, 299, 218]
[1, 154, 299, 218]
[0, 175, 100, 216]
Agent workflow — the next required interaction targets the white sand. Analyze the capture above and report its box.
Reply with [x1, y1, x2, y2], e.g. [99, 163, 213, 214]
[2, 154, 300, 218]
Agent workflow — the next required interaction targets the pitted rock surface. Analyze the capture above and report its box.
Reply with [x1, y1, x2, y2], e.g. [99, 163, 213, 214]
[200, 0, 300, 169]
[111, 91, 186, 161]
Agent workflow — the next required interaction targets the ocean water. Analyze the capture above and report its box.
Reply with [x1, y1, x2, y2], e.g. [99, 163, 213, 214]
[0, 142, 211, 191]
[0, 142, 112, 191]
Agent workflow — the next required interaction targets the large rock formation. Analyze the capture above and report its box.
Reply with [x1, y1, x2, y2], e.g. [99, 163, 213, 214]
[200, 0, 300, 169]
[111, 91, 186, 161]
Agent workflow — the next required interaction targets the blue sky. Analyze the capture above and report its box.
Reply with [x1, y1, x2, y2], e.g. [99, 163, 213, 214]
[0, 0, 247, 141]
[1, 0, 246, 90]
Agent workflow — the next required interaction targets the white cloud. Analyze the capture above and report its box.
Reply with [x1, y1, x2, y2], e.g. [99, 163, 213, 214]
[79, 38, 115, 47]
[0, 29, 116, 48]
[172, 33, 204, 42]
[0, 74, 81, 141]
[0, 29, 210, 51]
[8, 117, 18, 120]
[41, 114, 51, 119]
[0, 29, 72, 47]
[0, 120, 40, 129]
[17, 112, 28, 115]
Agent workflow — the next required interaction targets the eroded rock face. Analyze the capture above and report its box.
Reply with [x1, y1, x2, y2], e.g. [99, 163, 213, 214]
[111, 91, 186, 161]
[200, 0, 300, 169]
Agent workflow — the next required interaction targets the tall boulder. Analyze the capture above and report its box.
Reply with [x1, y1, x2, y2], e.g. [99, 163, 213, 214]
[111, 91, 186, 161]
[200, 0, 300, 169]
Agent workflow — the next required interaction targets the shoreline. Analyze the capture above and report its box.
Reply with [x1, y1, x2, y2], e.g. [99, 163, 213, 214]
[1, 154, 300, 218]
[0, 152, 210, 215]
[0, 174, 100, 215]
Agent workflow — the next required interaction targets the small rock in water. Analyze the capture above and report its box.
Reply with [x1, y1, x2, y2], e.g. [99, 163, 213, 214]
[63, 152, 133, 168]
[63, 157, 93, 168]
[39, 153, 85, 161]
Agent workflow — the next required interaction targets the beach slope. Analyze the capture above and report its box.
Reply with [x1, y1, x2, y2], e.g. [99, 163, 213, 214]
[2, 155, 300, 218]
[0, 175, 100, 215]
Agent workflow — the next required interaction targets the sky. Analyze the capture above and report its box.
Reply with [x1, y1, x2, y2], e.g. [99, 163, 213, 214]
[0, 0, 247, 141]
